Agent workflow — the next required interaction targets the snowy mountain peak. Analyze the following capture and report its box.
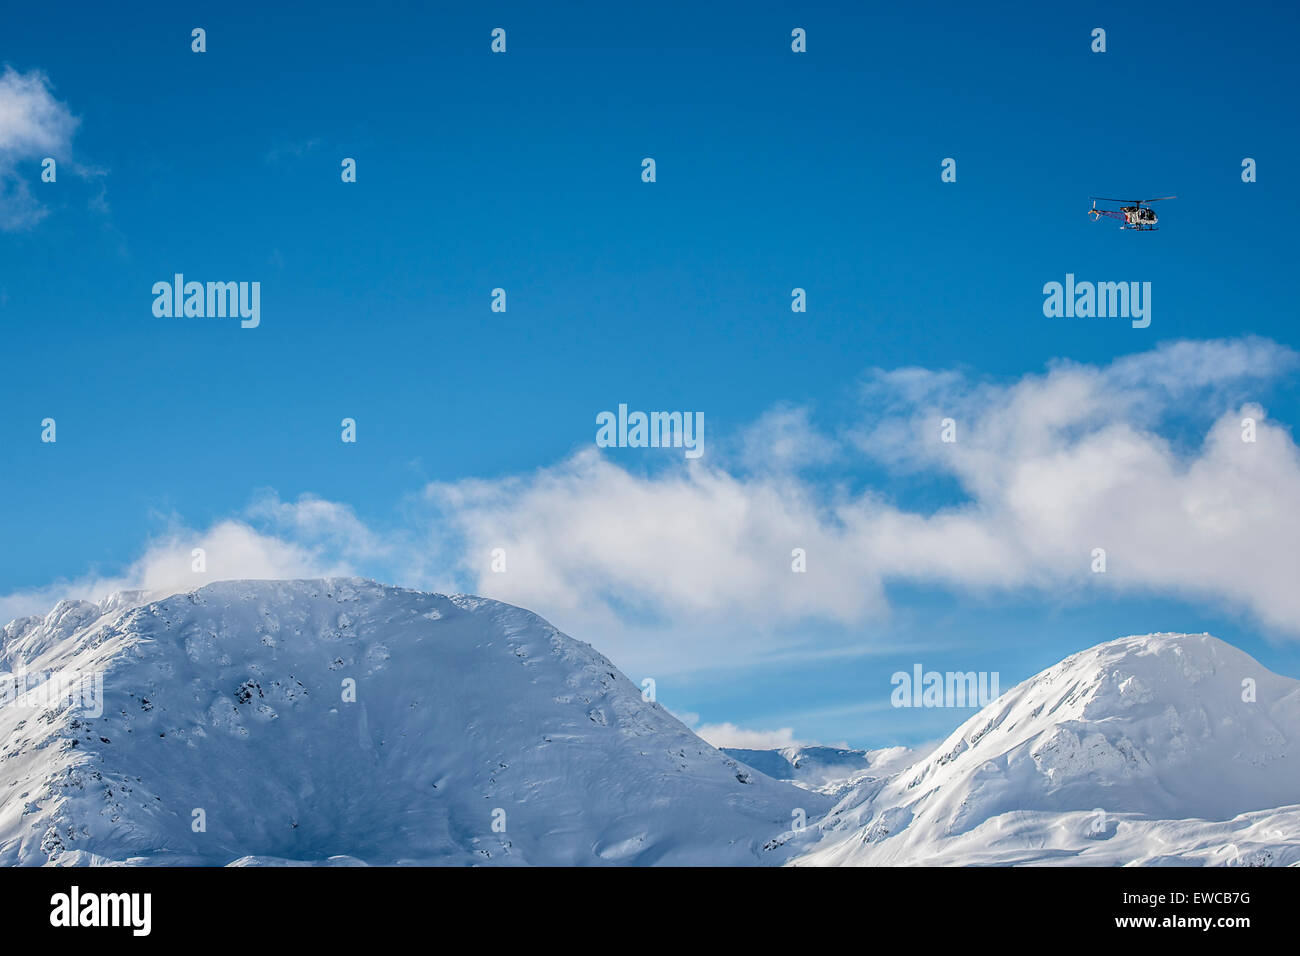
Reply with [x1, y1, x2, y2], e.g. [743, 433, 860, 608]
[0, 579, 823, 865]
[795, 632, 1300, 866]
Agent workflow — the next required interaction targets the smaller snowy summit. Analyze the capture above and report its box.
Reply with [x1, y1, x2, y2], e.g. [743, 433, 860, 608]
[791, 633, 1300, 866]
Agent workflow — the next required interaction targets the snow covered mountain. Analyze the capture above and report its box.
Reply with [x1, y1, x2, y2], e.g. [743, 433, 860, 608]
[0, 579, 825, 866]
[723, 745, 916, 795]
[791, 633, 1300, 866]
[6, 585, 1298, 867]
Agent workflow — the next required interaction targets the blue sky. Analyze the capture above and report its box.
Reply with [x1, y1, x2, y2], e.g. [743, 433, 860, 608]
[3, 0, 1300, 748]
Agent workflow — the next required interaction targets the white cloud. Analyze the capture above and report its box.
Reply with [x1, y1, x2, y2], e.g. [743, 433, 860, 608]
[737, 404, 838, 471]
[693, 722, 804, 750]
[0, 516, 354, 626]
[245, 492, 393, 563]
[0, 67, 79, 230]
[5, 338, 1300, 664]
[425, 450, 887, 626]
[430, 337, 1300, 640]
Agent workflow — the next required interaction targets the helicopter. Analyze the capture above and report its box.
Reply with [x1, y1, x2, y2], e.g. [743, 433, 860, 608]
[1088, 195, 1176, 231]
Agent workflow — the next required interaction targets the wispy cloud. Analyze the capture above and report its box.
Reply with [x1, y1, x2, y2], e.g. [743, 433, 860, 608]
[264, 137, 321, 163]
[0, 490, 404, 623]
[0, 67, 79, 230]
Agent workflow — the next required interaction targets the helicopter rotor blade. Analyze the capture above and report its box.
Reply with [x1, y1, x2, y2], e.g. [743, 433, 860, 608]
[1089, 196, 1176, 205]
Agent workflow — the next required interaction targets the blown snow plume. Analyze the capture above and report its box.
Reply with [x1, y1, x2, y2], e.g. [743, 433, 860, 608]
[0, 579, 822, 865]
[793, 633, 1300, 866]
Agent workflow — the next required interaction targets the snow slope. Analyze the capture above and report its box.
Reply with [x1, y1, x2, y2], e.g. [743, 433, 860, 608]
[791, 633, 1300, 865]
[0, 579, 825, 866]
